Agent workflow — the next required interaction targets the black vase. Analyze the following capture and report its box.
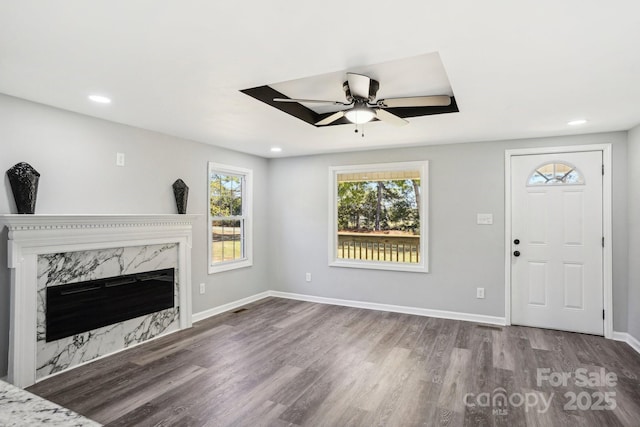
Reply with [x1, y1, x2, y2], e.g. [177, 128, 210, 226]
[172, 179, 189, 214]
[7, 162, 40, 214]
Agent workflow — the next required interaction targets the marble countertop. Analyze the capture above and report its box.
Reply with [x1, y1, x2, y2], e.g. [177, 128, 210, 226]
[0, 380, 101, 426]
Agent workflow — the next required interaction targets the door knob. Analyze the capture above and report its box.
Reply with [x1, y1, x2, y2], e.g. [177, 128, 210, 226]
[513, 250, 521, 257]
[514, 239, 520, 245]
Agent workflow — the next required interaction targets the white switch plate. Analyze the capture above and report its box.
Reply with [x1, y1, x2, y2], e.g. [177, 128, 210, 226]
[305, 273, 311, 282]
[116, 152, 125, 167]
[477, 213, 493, 225]
[199, 283, 205, 294]
[477, 287, 485, 299]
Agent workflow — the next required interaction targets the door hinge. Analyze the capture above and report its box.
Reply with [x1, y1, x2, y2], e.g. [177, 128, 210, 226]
[602, 237, 605, 247]
[603, 310, 605, 320]
[602, 164, 605, 175]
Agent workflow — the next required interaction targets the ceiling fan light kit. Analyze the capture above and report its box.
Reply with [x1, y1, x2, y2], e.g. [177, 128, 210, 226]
[344, 102, 376, 124]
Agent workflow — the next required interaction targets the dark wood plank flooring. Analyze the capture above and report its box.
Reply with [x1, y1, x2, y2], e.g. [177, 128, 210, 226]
[27, 297, 640, 426]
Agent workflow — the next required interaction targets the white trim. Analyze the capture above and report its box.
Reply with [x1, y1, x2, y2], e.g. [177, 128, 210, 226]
[504, 144, 613, 338]
[0, 214, 199, 231]
[193, 290, 506, 327]
[269, 291, 506, 326]
[611, 331, 627, 341]
[602, 145, 613, 338]
[326, 258, 427, 273]
[193, 290, 640, 348]
[612, 331, 640, 355]
[328, 161, 429, 273]
[207, 162, 254, 274]
[505, 144, 611, 156]
[504, 151, 513, 326]
[627, 333, 640, 354]
[192, 291, 271, 323]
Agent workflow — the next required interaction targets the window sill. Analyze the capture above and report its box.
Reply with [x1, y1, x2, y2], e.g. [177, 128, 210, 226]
[208, 259, 252, 274]
[329, 259, 428, 273]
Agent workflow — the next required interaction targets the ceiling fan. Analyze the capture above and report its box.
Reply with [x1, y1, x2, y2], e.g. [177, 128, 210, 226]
[273, 73, 451, 127]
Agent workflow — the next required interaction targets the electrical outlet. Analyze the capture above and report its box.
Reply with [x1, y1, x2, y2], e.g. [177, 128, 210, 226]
[476, 287, 485, 299]
[116, 152, 125, 167]
[199, 283, 205, 294]
[305, 273, 311, 282]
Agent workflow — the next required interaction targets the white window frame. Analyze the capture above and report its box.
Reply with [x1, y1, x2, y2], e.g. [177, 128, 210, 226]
[208, 162, 253, 274]
[328, 161, 429, 273]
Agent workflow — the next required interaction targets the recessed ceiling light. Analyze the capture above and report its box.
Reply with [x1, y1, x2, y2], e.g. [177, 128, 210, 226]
[567, 119, 587, 126]
[88, 95, 112, 104]
[270, 147, 282, 153]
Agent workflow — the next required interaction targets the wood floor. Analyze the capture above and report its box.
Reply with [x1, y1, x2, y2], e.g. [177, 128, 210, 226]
[28, 297, 640, 426]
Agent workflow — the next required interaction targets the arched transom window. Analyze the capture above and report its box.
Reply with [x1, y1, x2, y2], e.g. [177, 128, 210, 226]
[527, 162, 585, 186]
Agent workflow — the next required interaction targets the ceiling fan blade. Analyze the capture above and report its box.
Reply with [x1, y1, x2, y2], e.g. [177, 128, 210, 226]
[378, 95, 451, 108]
[375, 109, 409, 126]
[347, 73, 371, 99]
[315, 111, 345, 126]
[273, 98, 346, 105]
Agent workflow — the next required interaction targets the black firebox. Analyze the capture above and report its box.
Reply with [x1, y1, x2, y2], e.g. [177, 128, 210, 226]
[46, 268, 175, 342]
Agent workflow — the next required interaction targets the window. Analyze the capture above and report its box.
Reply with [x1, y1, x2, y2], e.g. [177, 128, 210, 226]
[527, 162, 584, 186]
[208, 162, 252, 273]
[329, 161, 429, 273]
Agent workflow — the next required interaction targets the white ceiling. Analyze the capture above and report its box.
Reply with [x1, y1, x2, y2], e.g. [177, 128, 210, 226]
[1, 1, 639, 158]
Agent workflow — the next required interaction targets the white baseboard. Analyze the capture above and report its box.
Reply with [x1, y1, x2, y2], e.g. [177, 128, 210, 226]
[612, 331, 640, 355]
[192, 291, 271, 323]
[190, 293, 640, 353]
[629, 334, 640, 354]
[191, 290, 506, 326]
[268, 291, 507, 326]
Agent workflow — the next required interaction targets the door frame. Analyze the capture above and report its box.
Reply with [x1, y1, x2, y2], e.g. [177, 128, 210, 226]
[504, 144, 613, 338]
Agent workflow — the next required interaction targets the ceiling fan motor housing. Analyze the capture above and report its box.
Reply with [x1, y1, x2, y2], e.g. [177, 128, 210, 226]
[343, 78, 380, 103]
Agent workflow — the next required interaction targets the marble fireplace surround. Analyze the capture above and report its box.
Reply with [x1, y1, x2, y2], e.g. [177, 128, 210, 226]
[1, 214, 197, 388]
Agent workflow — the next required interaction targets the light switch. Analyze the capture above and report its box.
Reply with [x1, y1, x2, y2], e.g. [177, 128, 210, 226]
[477, 213, 493, 225]
[116, 152, 125, 167]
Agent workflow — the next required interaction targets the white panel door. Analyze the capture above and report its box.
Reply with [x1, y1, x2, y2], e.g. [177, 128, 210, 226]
[511, 151, 603, 335]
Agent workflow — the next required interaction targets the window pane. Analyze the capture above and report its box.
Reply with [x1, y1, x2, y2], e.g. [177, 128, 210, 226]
[212, 219, 244, 263]
[336, 170, 421, 264]
[210, 173, 243, 217]
[527, 162, 584, 186]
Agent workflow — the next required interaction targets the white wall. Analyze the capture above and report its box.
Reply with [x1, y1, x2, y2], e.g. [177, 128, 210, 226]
[0, 94, 271, 376]
[627, 124, 640, 341]
[268, 133, 629, 329]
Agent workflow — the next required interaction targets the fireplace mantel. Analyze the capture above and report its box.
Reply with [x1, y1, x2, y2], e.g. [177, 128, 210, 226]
[2, 213, 197, 233]
[0, 214, 199, 387]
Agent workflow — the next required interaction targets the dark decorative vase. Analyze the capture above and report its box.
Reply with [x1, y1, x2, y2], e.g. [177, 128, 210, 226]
[172, 179, 189, 214]
[6, 162, 40, 214]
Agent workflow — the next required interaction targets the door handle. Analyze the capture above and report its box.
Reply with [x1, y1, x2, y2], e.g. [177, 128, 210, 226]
[514, 239, 520, 245]
[513, 250, 521, 257]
